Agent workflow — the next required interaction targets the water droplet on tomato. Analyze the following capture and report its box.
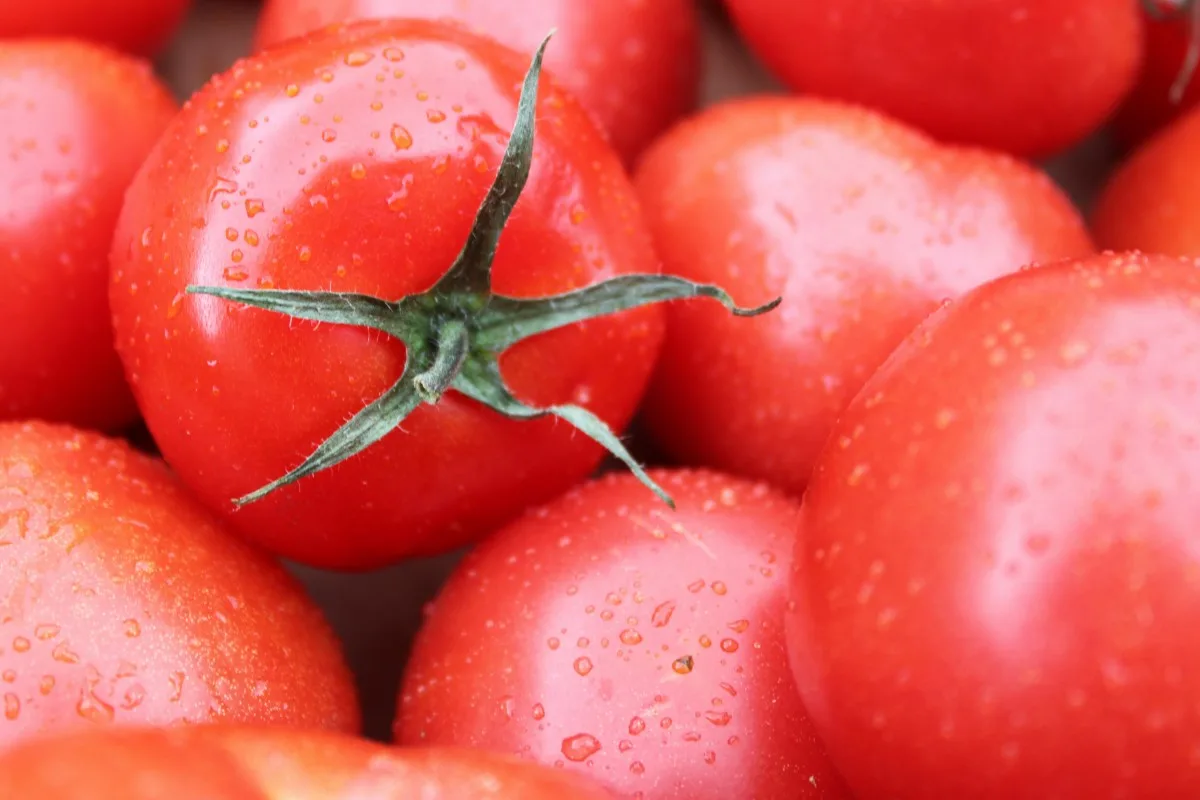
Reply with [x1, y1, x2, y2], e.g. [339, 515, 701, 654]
[672, 655, 694, 675]
[619, 629, 642, 645]
[704, 710, 732, 726]
[532, 703, 545, 720]
[628, 716, 646, 735]
[573, 657, 593, 676]
[344, 50, 374, 67]
[651, 600, 676, 627]
[244, 198, 265, 217]
[4, 693, 18, 720]
[123, 619, 141, 638]
[629, 760, 645, 775]
[719, 639, 738, 653]
[561, 733, 601, 762]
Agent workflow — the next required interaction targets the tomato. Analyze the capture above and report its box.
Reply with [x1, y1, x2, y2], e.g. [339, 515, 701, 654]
[1111, 1, 1200, 148]
[0, 725, 613, 799]
[721, 0, 1142, 158]
[0, 421, 358, 748]
[1092, 106, 1200, 257]
[0, 41, 176, 431]
[0, 0, 191, 56]
[109, 19, 691, 571]
[786, 252, 1200, 798]
[634, 96, 1094, 498]
[395, 469, 850, 799]
[253, 0, 700, 167]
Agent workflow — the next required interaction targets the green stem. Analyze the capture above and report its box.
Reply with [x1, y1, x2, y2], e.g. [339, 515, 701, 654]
[414, 320, 469, 403]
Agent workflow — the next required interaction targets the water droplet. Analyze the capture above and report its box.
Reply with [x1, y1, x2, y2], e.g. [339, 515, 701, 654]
[619, 629, 642, 645]
[719, 682, 737, 696]
[245, 198, 265, 217]
[344, 50, 374, 67]
[350, 163, 367, 180]
[547, 637, 560, 650]
[222, 267, 248, 282]
[38, 675, 54, 695]
[321, 129, 337, 143]
[703, 750, 716, 764]
[704, 710, 732, 726]
[426, 109, 446, 123]
[121, 684, 145, 710]
[76, 690, 115, 723]
[123, 619, 141, 638]
[629, 716, 646, 735]
[651, 601, 676, 627]
[1, 670, 13, 683]
[499, 695, 514, 719]
[244, 230, 260, 247]
[561, 733, 601, 762]
[687, 580, 705, 593]
[672, 655, 694, 675]
[34, 624, 59, 640]
[711, 582, 728, 596]
[682, 731, 702, 742]
[574, 657, 593, 676]
[699, 635, 712, 648]
[285, 84, 300, 97]
[629, 761, 645, 775]
[618, 739, 633, 752]
[570, 204, 587, 224]
[532, 703, 545, 720]
[383, 47, 405, 62]
[168, 671, 185, 702]
[720, 639, 739, 653]
[3, 693, 18, 720]
[51, 641, 79, 664]
[215, 139, 230, 154]
[298, 246, 312, 262]
[224, 227, 238, 242]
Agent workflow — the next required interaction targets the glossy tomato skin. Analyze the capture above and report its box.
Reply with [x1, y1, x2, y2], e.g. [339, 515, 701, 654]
[635, 96, 1093, 498]
[1093, 107, 1200, 257]
[110, 20, 664, 570]
[0, 421, 359, 748]
[1111, 2, 1200, 148]
[0, 41, 176, 431]
[787, 252, 1200, 798]
[253, 0, 700, 167]
[0, 0, 191, 56]
[396, 470, 850, 800]
[0, 726, 613, 799]
[722, 0, 1141, 157]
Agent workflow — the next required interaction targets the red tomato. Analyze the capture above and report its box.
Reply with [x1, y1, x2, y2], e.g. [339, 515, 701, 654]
[0, 421, 358, 748]
[110, 20, 666, 570]
[396, 470, 850, 799]
[721, 0, 1142, 157]
[1092, 106, 1200, 257]
[253, 0, 700, 167]
[0, 41, 176, 431]
[786, 252, 1200, 798]
[0, 725, 612, 799]
[0, 0, 191, 56]
[1111, 1, 1200, 148]
[635, 96, 1094, 498]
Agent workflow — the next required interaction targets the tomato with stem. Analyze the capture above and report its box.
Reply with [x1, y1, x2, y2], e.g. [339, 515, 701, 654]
[110, 20, 774, 570]
[787, 252, 1200, 798]
[0, 422, 358, 748]
[0, 41, 176, 431]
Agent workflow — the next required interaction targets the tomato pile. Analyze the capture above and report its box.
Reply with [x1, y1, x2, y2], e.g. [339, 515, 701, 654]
[2, 1, 1200, 797]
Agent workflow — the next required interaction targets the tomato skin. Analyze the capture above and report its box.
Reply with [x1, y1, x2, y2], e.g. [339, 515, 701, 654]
[0, 726, 613, 799]
[1092, 107, 1200, 257]
[722, 0, 1141, 157]
[1111, 3, 1200, 148]
[635, 96, 1093, 498]
[786, 252, 1200, 798]
[0, 421, 359, 748]
[253, 0, 700, 167]
[396, 470, 850, 799]
[0, 0, 191, 56]
[110, 20, 664, 570]
[0, 41, 176, 431]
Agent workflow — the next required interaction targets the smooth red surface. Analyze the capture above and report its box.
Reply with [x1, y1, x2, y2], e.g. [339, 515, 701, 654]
[254, 0, 700, 166]
[1111, 2, 1200, 148]
[635, 96, 1094, 497]
[0, 0, 191, 56]
[0, 41, 176, 431]
[0, 422, 359, 749]
[787, 252, 1200, 798]
[1093, 107, 1200, 257]
[111, 20, 664, 570]
[722, 0, 1141, 157]
[0, 726, 612, 799]
[396, 470, 850, 800]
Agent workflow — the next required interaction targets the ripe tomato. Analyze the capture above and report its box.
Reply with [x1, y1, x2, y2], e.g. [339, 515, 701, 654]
[1092, 106, 1200, 257]
[635, 96, 1093, 498]
[721, 0, 1142, 157]
[786, 252, 1200, 798]
[0, 422, 358, 748]
[0, 0, 191, 56]
[396, 470, 850, 799]
[0, 41, 176, 431]
[110, 20, 671, 570]
[0, 725, 613, 799]
[253, 0, 700, 167]
[1111, 1, 1200, 148]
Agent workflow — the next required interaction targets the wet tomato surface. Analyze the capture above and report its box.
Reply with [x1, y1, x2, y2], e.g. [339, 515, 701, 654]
[0, 421, 358, 748]
[787, 252, 1200, 798]
[635, 96, 1093, 497]
[397, 469, 849, 799]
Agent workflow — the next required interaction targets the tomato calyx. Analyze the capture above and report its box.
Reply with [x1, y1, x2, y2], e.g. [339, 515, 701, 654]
[1141, 0, 1200, 103]
[186, 32, 779, 510]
